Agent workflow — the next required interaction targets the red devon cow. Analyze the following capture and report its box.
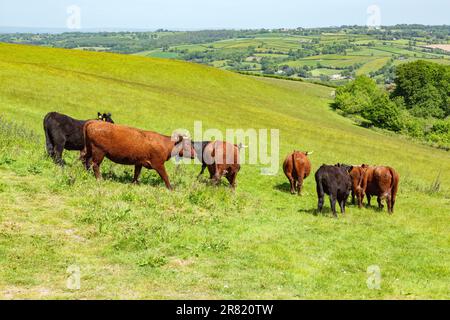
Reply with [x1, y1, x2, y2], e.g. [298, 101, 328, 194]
[357, 165, 399, 214]
[283, 151, 312, 195]
[349, 165, 368, 206]
[192, 140, 243, 190]
[83, 121, 195, 190]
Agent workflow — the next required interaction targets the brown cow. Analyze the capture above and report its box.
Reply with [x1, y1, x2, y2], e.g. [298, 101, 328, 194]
[349, 164, 369, 206]
[193, 140, 242, 190]
[283, 151, 312, 195]
[357, 165, 399, 213]
[83, 121, 196, 190]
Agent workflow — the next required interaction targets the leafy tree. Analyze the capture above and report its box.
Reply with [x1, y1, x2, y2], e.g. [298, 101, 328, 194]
[332, 76, 402, 131]
[392, 60, 450, 119]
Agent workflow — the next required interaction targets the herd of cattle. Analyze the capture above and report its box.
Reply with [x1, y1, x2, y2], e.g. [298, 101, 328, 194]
[43, 111, 399, 218]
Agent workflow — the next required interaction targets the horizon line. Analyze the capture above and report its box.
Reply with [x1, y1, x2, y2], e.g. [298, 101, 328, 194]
[0, 24, 449, 35]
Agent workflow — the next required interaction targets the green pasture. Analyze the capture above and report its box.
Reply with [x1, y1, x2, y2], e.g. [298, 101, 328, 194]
[0, 43, 449, 299]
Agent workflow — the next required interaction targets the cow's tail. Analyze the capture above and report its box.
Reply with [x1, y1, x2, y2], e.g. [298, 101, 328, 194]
[82, 121, 92, 170]
[291, 152, 298, 177]
[43, 114, 54, 157]
[389, 167, 399, 211]
[357, 167, 366, 190]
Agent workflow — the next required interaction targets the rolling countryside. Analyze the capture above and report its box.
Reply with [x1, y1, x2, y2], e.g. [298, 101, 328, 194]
[0, 43, 449, 299]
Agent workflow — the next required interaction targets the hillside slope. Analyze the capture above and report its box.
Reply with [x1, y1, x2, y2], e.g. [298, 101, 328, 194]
[0, 43, 449, 299]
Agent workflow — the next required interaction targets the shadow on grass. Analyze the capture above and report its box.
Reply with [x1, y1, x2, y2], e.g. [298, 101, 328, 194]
[298, 207, 351, 218]
[346, 201, 387, 213]
[274, 182, 292, 193]
[102, 169, 165, 187]
[298, 208, 319, 216]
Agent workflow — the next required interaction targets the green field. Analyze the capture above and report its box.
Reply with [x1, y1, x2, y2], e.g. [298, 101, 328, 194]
[356, 57, 392, 76]
[0, 43, 449, 299]
[129, 33, 450, 82]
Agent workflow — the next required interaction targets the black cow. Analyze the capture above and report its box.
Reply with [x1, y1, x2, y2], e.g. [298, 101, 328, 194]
[315, 163, 353, 218]
[191, 141, 213, 178]
[43, 112, 114, 165]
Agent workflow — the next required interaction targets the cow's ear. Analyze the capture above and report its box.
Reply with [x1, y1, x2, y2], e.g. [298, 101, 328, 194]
[348, 166, 353, 173]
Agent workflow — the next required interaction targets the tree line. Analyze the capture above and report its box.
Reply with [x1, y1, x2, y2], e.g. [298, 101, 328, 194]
[332, 60, 450, 149]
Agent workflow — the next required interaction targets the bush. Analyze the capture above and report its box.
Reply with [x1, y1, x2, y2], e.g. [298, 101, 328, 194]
[332, 76, 402, 131]
[426, 119, 450, 145]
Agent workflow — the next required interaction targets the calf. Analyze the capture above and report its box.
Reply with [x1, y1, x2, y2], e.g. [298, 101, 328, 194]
[43, 112, 114, 165]
[315, 164, 353, 217]
[83, 121, 195, 190]
[192, 140, 244, 190]
[358, 166, 399, 214]
[283, 150, 312, 195]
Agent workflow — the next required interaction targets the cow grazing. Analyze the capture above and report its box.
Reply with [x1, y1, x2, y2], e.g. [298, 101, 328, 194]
[357, 165, 399, 214]
[314, 164, 353, 217]
[349, 165, 369, 206]
[43, 112, 114, 165]
[192, 140, 244, 190]
[83, 121, 195, 190]
[283, 150, 312, 195]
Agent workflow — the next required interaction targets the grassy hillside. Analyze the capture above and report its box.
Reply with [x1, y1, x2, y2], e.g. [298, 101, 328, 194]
[0, 43, 449, 299]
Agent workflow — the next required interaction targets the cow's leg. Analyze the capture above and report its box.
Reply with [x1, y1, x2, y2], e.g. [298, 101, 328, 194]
[83, 152, 90, 170]
[351, 190, 356, 205]
[386, 193, 393, 214]
[79, 149, 86, 162]
[377, 196, 384, 210]
[366, 194, 372, 207]
[133, 165, 143, 184]
[390, 194, 396, 214]
[52, 137, 66, 166]
[330, 194, 338, 218]
[316, 182, 325, 213]
[339, 199, 346, 215]
[44, 130, 55, 159]
[197, 164, 207, 178]
[340, 192, 350, 214]
[207, 165, 215, 179]
[91, 147, 105, 180]
[297, 169, 305, 196]
[48, 130, 66, 166]
[153, 164, 173, 190]
[286, 173, 296, 194]
[212, 165, 223, 186]
[357, 191, 364, 208]
[226, 171, 237, 191]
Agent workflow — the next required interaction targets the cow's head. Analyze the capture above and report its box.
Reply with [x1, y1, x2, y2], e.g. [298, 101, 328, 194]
[172, 134, 197, 159]
[97, 112, 115, 123]
[335, 163, 353, 173]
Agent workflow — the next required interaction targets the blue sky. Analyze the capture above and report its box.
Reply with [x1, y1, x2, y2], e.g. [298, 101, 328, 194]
[0, 0, 448, 30]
